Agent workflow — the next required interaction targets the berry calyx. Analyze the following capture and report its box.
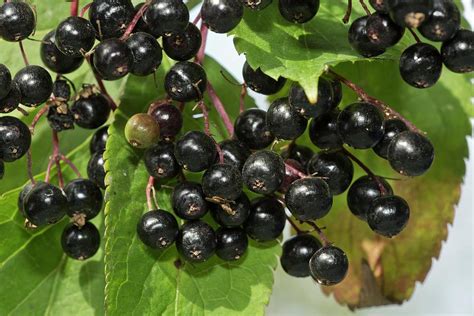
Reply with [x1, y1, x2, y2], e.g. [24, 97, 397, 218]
[172, 181, 209, 220]
[210, 193, 251, 227]
[385, 0, 433, 28]
[176, 220, 216, 263]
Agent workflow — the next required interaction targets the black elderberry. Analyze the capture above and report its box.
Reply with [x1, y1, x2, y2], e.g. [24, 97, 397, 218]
[164, 61, 207, 102]
[244, 197, 286, 242]
[288, 78, 337, 119]
[52, 79, 72, 101]
[0, 82, 21, 114]
[175, 131, 217, 172]
[285, 177, 333, 220]
[13, 65, 53, 106]
[93, 38, 133, 80]
[419, 0, 460, 42]
[172, 181, 209, 220]
[55, 16, 96, 57]
[149, 102, 183, 140]
[279, 159, 305, 193]
[0, 116, 31, 162]
[144, 0, 189, 37]
[242, 61, 286, 95]
[176, 220, 216, 263]
[202, 0, 244, 33]
[163, 23, 202, 61]
[87, 151, 106, 189]
[281, 234, 322, 277]
[307, 151, 354, 195]
[137, 209, 179, 249]
[215, 227, 248, 261]
[219, 139, 251, 171]
[366, 13, 405, 48]
[385, 0, 433, 28]
[47, 102, 75, 132]
[23, 182, 67, 226]
[89, 0, 135, 40]
[367, 195, 410, 237]
[330, 78, 343, 109]
[234, 108, 275, 150]
[210, 193, 251, 227]
[266, 98, 308, 140]
[242, 150, 285, 194]
[144, 141, 180, 179]
[64, 178, 103, 220]
[0, 1, 35, 42]
[309, 109, 343, 150]
[61, 222, 100, 260]
[242, 0, 272, 10]
[278, 0, 320, 24]
[309, 246, 348, 286]
[441, 29, 474, 73]
[281, 144, 314, 169]
[126, 32, 163, 76]
[18, 182, 40, 217]
[348, 16, 386, 57]
[40, 30, 84, 75]
[90, 125, 109, 154]
[202, 163, 243, 201]
[124, 113, 160, 149]
[71, 88, 111, 129]
[0, 64, 11, 100]
[373, 119, 408, 159]
[399, 43, 442, 89]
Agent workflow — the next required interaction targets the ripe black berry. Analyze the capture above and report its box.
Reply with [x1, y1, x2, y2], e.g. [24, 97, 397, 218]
[126, 32, 163, 76]
[202, 163, 243, 201]
[281, 144, 314, 169]
[164, 61, 207, 102]
[216, 227, 248, 261]
[367, 195, 410, 237]
[175, 131, 217, 172]
[234, 108, 274, 150]
[87, 151, 106, 189]
[18, 181, 43, 217]
[0, 1, 35, 41]
[163, 23, 202, 61]
[52, 79, 72, 101]
[387, 131, 434, 176]
[267, 98, 308, 140]
[144, 141, 180, 179]
[71, 89, 111, 129]
[55, 16, 96, 57]
[289, 79, 336, 119]
[369, 0, 387, 12]
[210, 193, 251, 227]
[441, 29, 474, 73]
[90, 125, 109, 154]
[149, 103, 183, 140]
[366, 13, 405, 48]
[137, 209, 179, 249]
[281, 234, 322, 277]
[244, 197, 286, 242]
[201, 0, 244, 34]
[242, 61, 286, 95]
[399, 43, 442, 89]
[242, 0, 272, 10]
[61, 222, 100, 260]
[373, 119, 408, 159]
[172, 181, 209, 220]
[93, 38, 132, 80]
[337, 102, 385, 149]
[285, 177, 333, 220]
[64, 178, 103, 220]
[419, 0, 460, 42]
[0, 82, 21, 114]
[13, 65, 53, 106]
[89, 0, 135, 40]
[309, 246, 348, 285]
[40, 30, 84, 75]
[47, 102, 75, 132]
[124, 113, 160, 149]
[23, 182, 67, 226]
[385, 0, 433, 28]
[144, 0, 189, 37]
[242, 150, 285, 194]
[0, 116, 31, 162]
[0, 64, 11, 100]
[278, 0, 320, 24]
[307, 151, 354, 195]
[176, 220, 216, 263]
[309, 109, 343, 150]
[349, 16, 386, 58]
[347, 175, 393, 221]
[219, 139, 251, 171]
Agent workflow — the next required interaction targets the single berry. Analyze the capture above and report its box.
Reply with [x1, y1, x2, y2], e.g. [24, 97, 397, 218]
[281, 234, 322, 277]
[89, 0, 135, 40]
[419, 0, 460, 42]
[125, 113, 160, 149]
[210, 193, 251, 227]
[64, 178, 103, 220]
[399, 43, 442, 88]
[47, 102, 75, 132]
[23, 182, 67, 226]
[126, 32, 163, 76]
[278, 0, 320, 24]
[307, 151, 354, 195]
[61, 222, 100, 260]
[441, 29, 474, 73]
[285, 177, 333, 220]
[18, 181, 44, 218]
[267, 98, 308, 140]
[309, 109, 343, 150]
[93, 38, 133, 80]
[0, 1, 35, 41]
[219, 139, 251, 171]
[137, 209, 179, 249]
[52, 79, 72, 101]
[0, 116, 31, 162]
[176, 220, 216, 263]
[234, 108, 275, 150]
[244, 197, 286, 242]
[367, 195, 410, 237]
[330, 78, 343, 108]
[0, 82, 21, 114]
[387, 131, 434, 176]
[0, 64, 12, 100]
[281, 144, 314, 169]
[366, 13, 405, 48]
[289, 79, 336, 119]
[349, 16, 386, 57]
[55, 16, 96, 57]
[373, 119, 408, 159]
[71, 89, 111, 129]
[279, 159, 305, 193]
[13, 65, 53, 106]
[172, 181, 209, 220]
[337, 102, 385, 149]
[88, 151, 106, 189]
[175, 131, 217, 172]
[202, 0, 244, 33]
[242, 0, 272, 10]
[40, 30, 84, 74]
[242, 150, 285, 194]
[164, 61, 207, 102]
[385, 0, 433, 28]
[369, 0, 387, 12]
[149, 102, 183, 140]
[202, 163, 243, 201]
[242, 61, 286, 95]
[309, 246, 349, 286]
[144, 141, 180, 179]
[347, 175, 393, 221]
[144, 0, 189, 37]
[163, 23, 202, 61]
[215, 227, 248, 261]
[90, 125, 109, 154]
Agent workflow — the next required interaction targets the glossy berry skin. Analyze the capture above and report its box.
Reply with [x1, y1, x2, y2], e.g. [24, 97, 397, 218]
[13, 65, 53, 106]
[137, 210, 179, 249]
[289, 80, 333, 119]
[279, 159, 304, 193]
[0, 82, 21, 113]
[55, 17, 96, 57]
[242, 0, 272, 10]
[93, 39, 132, 81]
[244, 197, 286, 242]
[337, 102, 385, 149]
[373, 119, 407, 159]
[309, 246, 348, 286]
[0, 2, 35, 41]
[163, 23, 202, 61]
[64, 179, 103, 220]
[369, 0, 387, 12]
[309, 110, 343, 150]
[278, 0, 320, 24]
[219, 139, 251, 171]
[176, 220, 216, 263]
[88, 151, 106, 189]
[53, 79, 72, 101]
[61, 222, 100, 260]
[175, 131, 217, 172]
[134, 3, 152, 34]
[71, 92, 111, 129]
[124, 113, 160, 149]
[40, 30, 84, 74]
[386, 0, 433, 28]
[0, 116, 31, 162]
[24, 182, 67, 226]
[144, 142, 180, 179]
[307, 151, 354, 195]
[347, 175, 393, 221]
[18, 181, 44, 217]
[202, 163, 243, 201]
[216, 227, 248, 261]
[242, 62, 286, 95]
[172, 181, 209, 220]
[0, 64, 11, 100]
[164, 61, 207, 102]
[144, 0, 189, 37]
[202, 0, 244, 33]
[399, 43, 442, 89]
[387, 131, 434, 176]
[126, 32, 163, 76]
[419, 0, 460, 42]
[281, 144, 313, 169]
[348, 16, 386, 58]
[90, 125, 109, 154]
[441, 29, 474, 73]
[367, 195, 410, 237]
[234, 108, 274, 150]
[366, 13, 405, 48]
[210, 193, 251, 227]
[89, 0, 135, 40]
[242, 150, 285, 195]
[281, 234, 322, 277]
[286, 177, 333, 220]
[149, 103, 183, 140]
[267, 98, 307, 140]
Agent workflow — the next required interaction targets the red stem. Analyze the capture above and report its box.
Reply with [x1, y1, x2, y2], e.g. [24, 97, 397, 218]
[239, 84, 247, 113]
[29, 106, 49, 135]
[197, 101, 224, 163]
[146, 176, 154, 211]
[206, 81, 234, 137]
[60, 154, 82, 178]
[70, 0, 79, 16]
[19, 41, 29, 66]
[285, 161, 307, 179]
[26, 149, 35, 184]
[342, 0, 352, 23]
[52, 131, 64, 188]
[80, 2, 92, 17]
[193, 12, 201, 25]
[301, 221, 331, 246]
[120, 3, 149, 40]
[85, 56, 118, 111]
[195, 23, 208, 65]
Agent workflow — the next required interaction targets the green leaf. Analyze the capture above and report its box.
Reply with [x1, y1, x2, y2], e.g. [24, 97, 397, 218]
[104, 57, 280, 315]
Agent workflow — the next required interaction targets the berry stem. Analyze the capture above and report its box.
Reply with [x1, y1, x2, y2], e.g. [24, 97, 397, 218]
[29, 106, 49, 135]
[286, 215, 306, 234]
[285, 161, 307, 179]
[44, 156, 55, 183]
[195, 23, 208, 65]
[70, 0, 79, 17]
[327, 68, 424, 134]
[193, 12, 201, 25]
[85, 56, 118, 111]
[120, 2, 149, 41]
[18, 41, 29, 66]
[300, 220, 331, 246]
[79, 2, 92, 18]
[206, 81, 234, 136]
[60, 154, 82, 178]
[52, 131, 64, 188]
[408, 28, 422, 43]
[26, 149, 35, 184]
[239, 84, 247, 113]
[342, 0, 352, 23]
[358, 0, 372, 16]
[146, 176, 155, 211]
[197, 100, 224, 163]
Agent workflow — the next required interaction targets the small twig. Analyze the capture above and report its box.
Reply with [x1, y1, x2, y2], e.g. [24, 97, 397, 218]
[408, 28, 422, 43]
[193, 12, 201, 25]
[70, 0, 79, 16]
[120, 2, 149, 40]
[239, 84, 247, 113]
[359, 0, 372, 15]
[285, 161, 307, 179]
[301, 221, 331, 246]
[342, 0, 353, 23]
[29, 105, 49, 135]
[195, 23, 208, 65]
[17, 106, 29, 116]
[146, 176, 155, 211]
[206, 81, 234, 137]
[44, 156, 55, 183]
[26, 149, 35, 184]
[79, 2, 92, 17]
[52, 131, 64, 188]
[60, 154, 82, 178]
[18, 41, 29, 66]
[197, 100, 224, 163]
[286, 216, 306, 234]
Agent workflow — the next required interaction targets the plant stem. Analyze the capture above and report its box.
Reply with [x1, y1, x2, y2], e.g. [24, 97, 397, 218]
[18, 41, 29, 66]
[85, 56, 118, 111]
[80, 2, 92, 17]
[286, 215, 306, 234]
[60, 154, 82, 178]
[52, 131, 64, 188]
[29, 106, 49, 135]
[70, 0, 79, 16]
[120, 2, 149, 40]
[240, 84, 247, 113]
[285, 161, 307, 179]
[408, 28, 422, 43]
[342, 0, 352, 23]
[301, 220, 331, 246]
[206, 81, 234, 136]
[146, 176, 155, 211]
[359, 0, 372, 15]
[195, 23, 208, 65]
[197, 100, 224, 163]
[193, 12, 201, 25]
[26, 149, 35, 184]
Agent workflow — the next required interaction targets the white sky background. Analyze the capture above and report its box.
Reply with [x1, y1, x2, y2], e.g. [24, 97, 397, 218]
[190, 1, 474, 315]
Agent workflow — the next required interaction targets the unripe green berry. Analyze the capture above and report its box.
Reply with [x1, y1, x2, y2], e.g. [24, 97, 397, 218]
[125, 113, 160, 149]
